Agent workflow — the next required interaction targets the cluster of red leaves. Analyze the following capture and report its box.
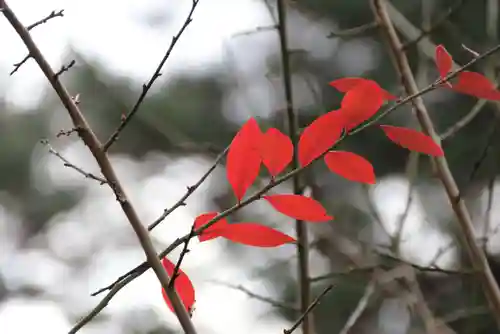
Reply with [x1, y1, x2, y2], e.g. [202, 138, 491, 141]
[162, 44, 493, 315]
[435, 45, 500, 100]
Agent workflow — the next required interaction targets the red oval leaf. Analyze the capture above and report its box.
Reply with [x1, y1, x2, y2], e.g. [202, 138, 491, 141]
[193, 212, 228, 242]
[380, 125, 444, 156]
[219, 222, 295, 247]
[329, 77, 397, 100]
[451, 71, 500, 100]
[324, 151, 375, 184]
[298, 110, 343, 167]
[263, 194, 333, 222]
[227, 118, 262, 201]
[435, 45, 452, 86]
[259, 128, 293, 177]
[161, 257, 196, 314]
[340, 80, 385, 131]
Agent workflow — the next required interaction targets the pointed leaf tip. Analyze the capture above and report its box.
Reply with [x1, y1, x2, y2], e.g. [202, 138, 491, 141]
[451, 71, 500, 101]
[380, 125, 444, 156]
[324, 151, 376, 184]
[435, 45, 452, 85]
[227, 118, 262, 201]
[264, 194, 333, 222]
[220, 222, 295, 247]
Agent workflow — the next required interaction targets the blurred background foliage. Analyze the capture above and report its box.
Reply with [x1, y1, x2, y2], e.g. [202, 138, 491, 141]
[2, 0, 500, 333]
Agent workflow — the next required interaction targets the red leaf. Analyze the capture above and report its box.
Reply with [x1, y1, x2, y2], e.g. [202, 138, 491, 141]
[219, 223, 295, 247]
[298, 110, 344, 167]
[329, 77, 397, 100]
[435, 45, 452, 86]
[380, 125, 444, 156]
[227, 118, 263, 201]
[324, 151, 375, 184]
[340, 80, 385, 131]
[193, 212, 228, 242]
[259, 128, 293, 176]
[264, 194, 333, 222]
[451, 71, 500, 100]
[161, 257, 196, 314]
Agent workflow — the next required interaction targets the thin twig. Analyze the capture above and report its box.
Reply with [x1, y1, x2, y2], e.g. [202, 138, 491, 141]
[148, 146, 228, 231]
[361, 184, 392, 240]
[0, 3, 198, 333]
[169, 223, 196, 290]
[392, 152, 419, 254]
[54, 59, 75, 79]
[483, 177, 496, 250]
[103, 0, 200, 151]
[27, 9, 64, 30]
[41, 139, 107, 185]
[402, 0, 465, 49]
[10, 53, 30, 75]
[69, 271, 141, 334]
[440, 89, 497, 140]
[327, 22, 378, 39]
[206, 279, 298, 311]
[283, 285, 334, 334]
[458, 119, 499, 200]
[309, 254, 472, 283]
[371, 0, 500, 328]
[338, 281, 376, 334]
[276, 1, 313, 333]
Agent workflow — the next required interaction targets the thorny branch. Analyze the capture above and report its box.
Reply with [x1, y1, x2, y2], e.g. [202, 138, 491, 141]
[103, 0, 200, 151]
[1, 2, 198, 334]
[371, 0, 500, 328]
[338, 281, 376, 334]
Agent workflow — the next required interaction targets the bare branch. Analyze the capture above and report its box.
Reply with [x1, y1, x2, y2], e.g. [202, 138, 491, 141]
[276, 0, 313, 333]
[327, 21, 378, 39]
[148, 146, 228, 231]
[283, 285, 334, 334]
[169, 223, 195, 289]
[27, 9, 64, 30]
[41, 139, 107, 185]
[10, 53, 30, 75]
[392, 152, 419, 253]
[402, 0, 465, 49]
[370, 0, 500, 327]
[103, 0, 200, 151]
[1, 2, 197, 333]
[54, 59, 75, 79]
[206, 279, 298, 311]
